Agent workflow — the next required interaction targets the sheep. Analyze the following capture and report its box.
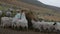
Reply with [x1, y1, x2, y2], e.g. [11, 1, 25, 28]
[1, 17, 13, 28]
[54, 22, 60, 32]
[16, 18, 28, 28]
[0, 10, 3, 24]
[31, 20, 55, 32]
[12, 12, 28, 30]
[5, 11, 12, 17]
[0, 10, 2, 16]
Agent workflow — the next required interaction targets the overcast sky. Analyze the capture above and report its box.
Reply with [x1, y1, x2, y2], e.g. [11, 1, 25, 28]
[38, 0, 60, 7]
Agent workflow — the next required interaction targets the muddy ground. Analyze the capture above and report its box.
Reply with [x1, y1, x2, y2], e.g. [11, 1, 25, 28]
[0, 27, 58, 34]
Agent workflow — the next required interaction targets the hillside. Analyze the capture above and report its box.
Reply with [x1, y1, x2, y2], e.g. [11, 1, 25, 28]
[0, 0, 60, 21]
[19, 0, 60, 12]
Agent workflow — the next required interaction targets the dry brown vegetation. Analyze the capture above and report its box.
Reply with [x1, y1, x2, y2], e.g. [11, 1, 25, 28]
[0, 0, 60, 21]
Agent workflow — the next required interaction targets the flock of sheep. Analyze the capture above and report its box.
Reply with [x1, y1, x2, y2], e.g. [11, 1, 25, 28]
[0, 10, 28, 29]
[0, 9, 60, 32]
[32, 20, 60, 32]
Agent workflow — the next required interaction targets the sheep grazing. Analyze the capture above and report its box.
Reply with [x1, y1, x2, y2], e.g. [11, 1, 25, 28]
[12, 12, 28, 29]
[1, 17, 13, 28]
[14, 18, 28, 29]
[31, 20, 55, 32]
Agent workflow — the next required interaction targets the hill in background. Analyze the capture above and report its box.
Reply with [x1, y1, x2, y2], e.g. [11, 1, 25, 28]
[19, 0, 60, 12]
[0, 0, 60, 21]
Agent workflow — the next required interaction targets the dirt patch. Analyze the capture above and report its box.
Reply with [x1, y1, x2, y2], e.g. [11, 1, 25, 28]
[0, 27, 58, 34]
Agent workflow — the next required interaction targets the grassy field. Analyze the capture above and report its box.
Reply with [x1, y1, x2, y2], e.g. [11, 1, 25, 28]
[0, 0, 60, 21]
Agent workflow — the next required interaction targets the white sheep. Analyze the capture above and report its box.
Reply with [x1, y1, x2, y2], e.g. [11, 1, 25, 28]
[12, 12, 28, 29]
[54, 22, 60, 31]
[32, 20, 55, 31]
[5, 11, 12, 17]
[0, 10, 2, 16]
[1, 17, 13, 27]
[16, 18, 28, 28]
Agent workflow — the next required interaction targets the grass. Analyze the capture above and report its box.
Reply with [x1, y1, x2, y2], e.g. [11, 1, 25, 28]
[0, 0, 60, 21]
[0, 6, 9, 10]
